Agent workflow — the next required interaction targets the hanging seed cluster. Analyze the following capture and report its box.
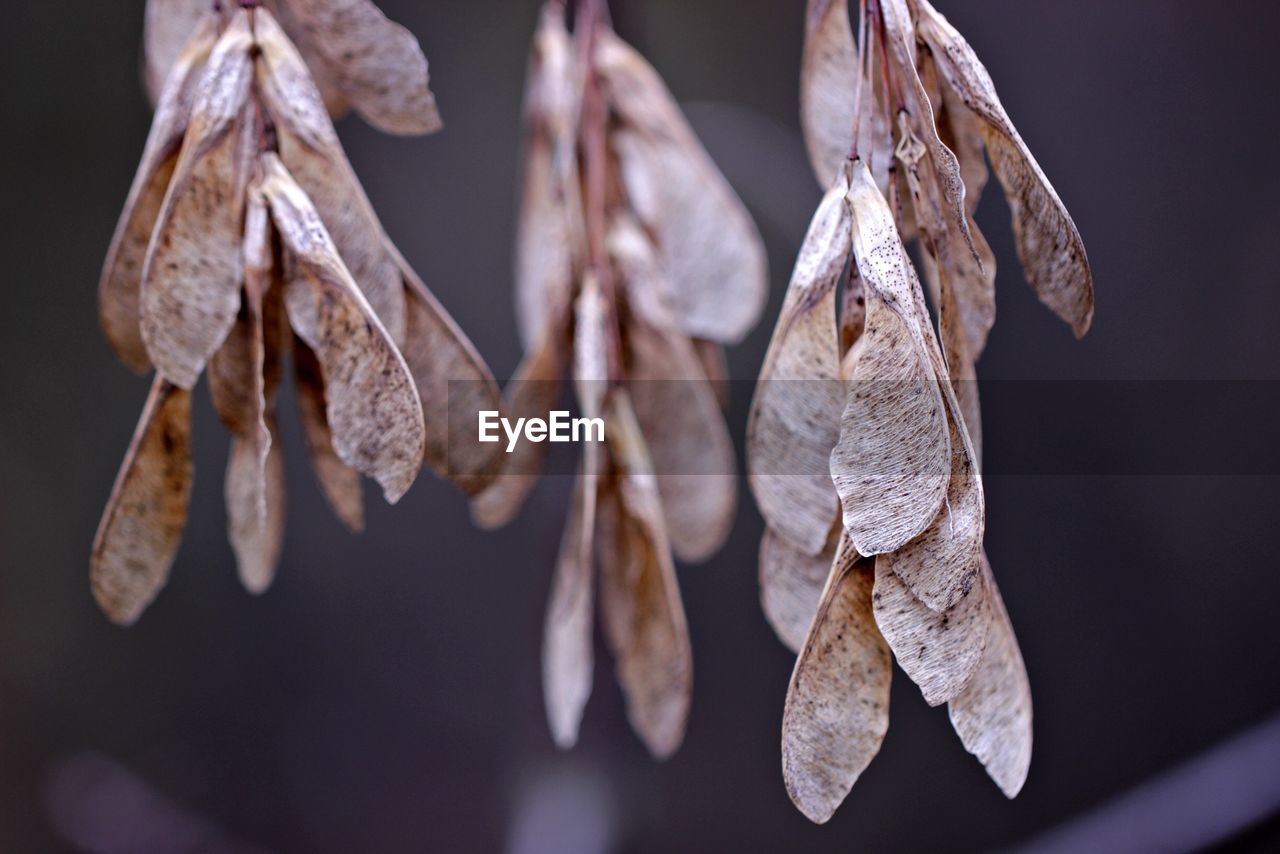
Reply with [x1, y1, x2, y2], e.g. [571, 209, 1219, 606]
[472, 2, 767, 758]
[92, 3, 500, 625]
[748, 0, 1093, 822]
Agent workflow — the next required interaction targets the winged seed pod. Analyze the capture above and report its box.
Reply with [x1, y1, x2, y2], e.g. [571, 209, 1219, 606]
[749, 0, 1092, 821]
[144, 0, 441, 135]
[93, 6, 500, 625]
[473, 0, 766, 758]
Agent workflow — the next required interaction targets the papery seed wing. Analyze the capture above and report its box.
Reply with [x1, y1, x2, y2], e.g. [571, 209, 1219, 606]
[800, 0, 893, 192]
[596, 31, 767, 345]
[215, 196, 284, 593]
[800, 0, 857, 186]
[605, 213, 678, 330]
[397, 258, 504, 495]
[760, 523, 838, 655]
[834, 160, 949, 556]
[840, 265, 866, 356]
[143, 0, 218, 104]
[140, 11, 255, 389]
[692, 340, 730, 411]
[544, 468, 598, 750]
[103, 14, 218, 373]
[259, 154, 425, 504]
[611, 229, 736, 563]
[879, 0, 978, 265]
[470, 305, 572, 529]
[227, 422, 286, 595]
[91, 378, 193, 625]
[873, 552, 990, 707]
[515, 3, 582, 351]
[254, 7, 407, 342]
[276, 0, 441, 135]
[912, 0, 1092, 335]
[948, 553, 1033, 797]
[208, 194, 271, 438]
[924, 52, 989, 216]
[543, 278, 609, 748]
[625, 315, 736, 564]
[920, 246, 984, 465]
[597, 395, 693, 759]
[896, 98, 996, 360]
[294, 337, 364, 532]
[872, 273, 985, 611]
[781, 535, 890, 823]
[748, 167, 850, 556]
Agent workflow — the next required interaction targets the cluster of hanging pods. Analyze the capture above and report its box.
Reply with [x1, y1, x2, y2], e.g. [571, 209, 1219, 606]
[93, 0, 1092, 821]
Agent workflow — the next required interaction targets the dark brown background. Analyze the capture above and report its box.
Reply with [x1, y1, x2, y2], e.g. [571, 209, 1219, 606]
[2, 1, 1279, 851]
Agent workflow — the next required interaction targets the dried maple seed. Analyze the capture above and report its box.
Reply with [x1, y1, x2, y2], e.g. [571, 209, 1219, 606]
[478, 0, 767, 758]
[752, 0, 1091, 818]
[94, 6, 498, 623]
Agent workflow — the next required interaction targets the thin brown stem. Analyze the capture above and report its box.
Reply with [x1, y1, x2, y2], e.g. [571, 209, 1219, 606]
[849, 0, 868, 160]
[577, 0, 607, 277]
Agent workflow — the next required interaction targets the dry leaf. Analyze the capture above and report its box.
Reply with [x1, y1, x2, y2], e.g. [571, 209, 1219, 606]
[834, 160, 949, 556]
[139, 11, 255, 389]
[748, 166, 850, 556]
[948, 554, 1033, 797]
[596, 30, 767, 345]
[259, 153, 425, 503]
[781, 536, 890, 824]
[759, 523, 838, 654]
[597, 394, 693, 759]
[872, 553, 990, 706]
[912, 0, 1093, 336]
[91, 378, 193, 626]
[102, 14, 217, 373]
[276, 0, 442, 135]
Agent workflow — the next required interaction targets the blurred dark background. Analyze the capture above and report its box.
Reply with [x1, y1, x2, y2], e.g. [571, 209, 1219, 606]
[2, 1, 1280, 851]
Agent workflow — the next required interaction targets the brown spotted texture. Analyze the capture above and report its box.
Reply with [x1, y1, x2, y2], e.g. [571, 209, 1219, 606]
[781, 539, 890, 824]
[90, 379, 194, 625]
[912, 0, 1093, 336]
[101, 14, 217, 373]
[139, 12, 255, 390]
[260, 154, 425, 505]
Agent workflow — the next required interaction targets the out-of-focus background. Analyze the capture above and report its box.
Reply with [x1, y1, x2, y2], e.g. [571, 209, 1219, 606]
[2, 1, 1280, 851]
